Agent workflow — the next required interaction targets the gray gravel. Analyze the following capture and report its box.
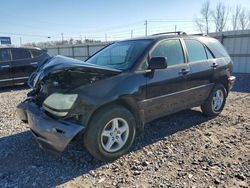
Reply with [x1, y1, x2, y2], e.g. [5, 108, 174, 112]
[0, 75, 249, 188]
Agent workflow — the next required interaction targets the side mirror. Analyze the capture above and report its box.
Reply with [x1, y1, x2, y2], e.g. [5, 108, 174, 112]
[148, 57, 167, 70]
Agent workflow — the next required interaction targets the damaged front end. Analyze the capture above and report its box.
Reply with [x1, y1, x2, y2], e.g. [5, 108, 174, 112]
[17, 55, 121, 153]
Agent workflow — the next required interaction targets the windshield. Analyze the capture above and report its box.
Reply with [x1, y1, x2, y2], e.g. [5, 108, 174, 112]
[86, 40, 152, 70]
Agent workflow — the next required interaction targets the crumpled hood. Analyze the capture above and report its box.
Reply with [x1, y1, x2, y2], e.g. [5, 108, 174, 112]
[40, 55, 121, 73]
[29, 55, 121, 88]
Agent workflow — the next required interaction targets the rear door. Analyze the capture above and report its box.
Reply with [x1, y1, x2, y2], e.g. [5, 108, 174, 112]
[183, 38, 215, 106]
[11, 48, 35, 83]
[142, 39, 191, 122]
[0, 48, 12, 86]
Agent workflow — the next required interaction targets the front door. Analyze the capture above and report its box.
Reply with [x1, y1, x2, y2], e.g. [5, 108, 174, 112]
[142, 39, 190, 122]
[0, 48, 12, 86]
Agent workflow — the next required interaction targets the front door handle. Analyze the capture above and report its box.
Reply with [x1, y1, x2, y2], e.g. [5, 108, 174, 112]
[30, 62, 38, 65]
[179, 68, 190, 75]
[211, 62, 218, 69]
[1, 65, 10, 68]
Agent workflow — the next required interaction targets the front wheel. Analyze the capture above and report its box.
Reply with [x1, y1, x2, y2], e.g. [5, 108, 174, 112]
[84, 105, 136, 161]
[201, 84, 227, 117]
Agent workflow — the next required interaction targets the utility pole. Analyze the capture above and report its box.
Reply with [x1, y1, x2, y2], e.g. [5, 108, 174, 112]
[175, 25, 177, 32]
[105, 33, 107, 42]
[145, 20, 148, 36]
[131, 30, 133, 38]
[61, 33, 64, 44]
[19, 37, 22, 46]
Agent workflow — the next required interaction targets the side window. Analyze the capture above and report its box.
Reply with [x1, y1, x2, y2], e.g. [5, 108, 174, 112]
[0, 49, 11, 62]
[185, 39, 207, 62]
[151, 39, 184, 66]
[31, 49, 43, 58]
[11, 49, 31, 60]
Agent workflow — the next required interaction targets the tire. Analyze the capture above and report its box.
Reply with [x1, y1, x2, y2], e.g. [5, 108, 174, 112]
[201, 84, 227, 117]
[83, 105, 136, 161]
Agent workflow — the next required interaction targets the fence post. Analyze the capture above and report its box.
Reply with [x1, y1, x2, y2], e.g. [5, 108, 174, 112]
[58, 47, 60, 55]
[87, 45, 90, 58]
[72, 45, 75, 58]
[220, 34, 224, 44]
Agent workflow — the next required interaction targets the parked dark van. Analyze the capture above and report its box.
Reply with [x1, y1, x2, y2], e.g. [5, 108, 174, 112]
[0, 46, 50, 87]
[17, 32, 235, 161]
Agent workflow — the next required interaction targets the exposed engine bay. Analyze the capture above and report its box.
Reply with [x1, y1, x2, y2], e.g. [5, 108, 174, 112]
[27, 56, 121, 107]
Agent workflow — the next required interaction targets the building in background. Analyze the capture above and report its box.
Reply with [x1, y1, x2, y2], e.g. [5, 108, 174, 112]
[0, 37, 11, 45]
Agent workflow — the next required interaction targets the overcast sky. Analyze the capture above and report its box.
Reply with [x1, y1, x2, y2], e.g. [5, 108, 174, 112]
[0, 0, 250, 45]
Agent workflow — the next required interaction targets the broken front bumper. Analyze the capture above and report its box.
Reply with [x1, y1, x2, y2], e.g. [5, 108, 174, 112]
[16, 99, 85, 153]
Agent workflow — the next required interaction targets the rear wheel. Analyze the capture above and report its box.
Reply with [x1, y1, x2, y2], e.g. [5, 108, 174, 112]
[201, 84, 227, 117]
[84, 105, 136, 161]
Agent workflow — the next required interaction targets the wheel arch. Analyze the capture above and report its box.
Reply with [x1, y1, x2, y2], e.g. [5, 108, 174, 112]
[85, 97, 144, 130]
[214, 75, 229, 96]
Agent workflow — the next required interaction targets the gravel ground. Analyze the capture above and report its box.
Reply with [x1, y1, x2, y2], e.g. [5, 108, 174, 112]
[0, 74, 249, 188]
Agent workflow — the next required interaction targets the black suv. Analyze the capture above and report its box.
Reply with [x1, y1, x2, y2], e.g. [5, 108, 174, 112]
[17, 32, 235, 161]
[0, 46, 49, 87]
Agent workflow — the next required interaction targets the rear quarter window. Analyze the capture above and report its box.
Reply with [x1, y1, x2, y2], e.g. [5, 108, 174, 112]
[202, 38, 229, 58]
[31, 49, 43, 58]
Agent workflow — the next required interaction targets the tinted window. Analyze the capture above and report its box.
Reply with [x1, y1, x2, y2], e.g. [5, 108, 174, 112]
[0, 49, 11, 62]
[185, 39, 207, 62]
[31, 49, 43, 57]
[12, 49, 31, 60]
[151, 39, 184, 66]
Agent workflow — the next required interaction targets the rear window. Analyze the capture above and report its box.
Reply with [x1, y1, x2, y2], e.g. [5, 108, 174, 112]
[202, 38, 229, 58]
[12, 49, 31, 60]
[0, 49, 11, 62]
[31, 49, 43, 57]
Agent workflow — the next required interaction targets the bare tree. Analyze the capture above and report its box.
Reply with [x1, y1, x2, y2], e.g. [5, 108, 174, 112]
[231, 5, 241, 30]
[194, 0, 212, 33]
[212, 1, 229, 33]
[239, 8, 250, 30]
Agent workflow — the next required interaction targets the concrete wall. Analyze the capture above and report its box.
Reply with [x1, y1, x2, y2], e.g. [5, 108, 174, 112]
[46, 30, 250, 73]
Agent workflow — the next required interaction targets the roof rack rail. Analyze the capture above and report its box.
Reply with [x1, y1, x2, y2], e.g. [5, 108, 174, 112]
[152, 31, 187, 36]
[191, 33, 208, 36]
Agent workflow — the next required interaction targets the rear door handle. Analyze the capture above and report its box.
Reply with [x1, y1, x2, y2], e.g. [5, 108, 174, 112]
[1, 65, 10, 68]
[30, 62, 38, 65]
[211, 62, 218, 69]
[179, 68, 190, 75]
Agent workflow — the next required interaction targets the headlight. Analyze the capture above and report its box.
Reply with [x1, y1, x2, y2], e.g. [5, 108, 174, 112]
[43, 93, 78, 117]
